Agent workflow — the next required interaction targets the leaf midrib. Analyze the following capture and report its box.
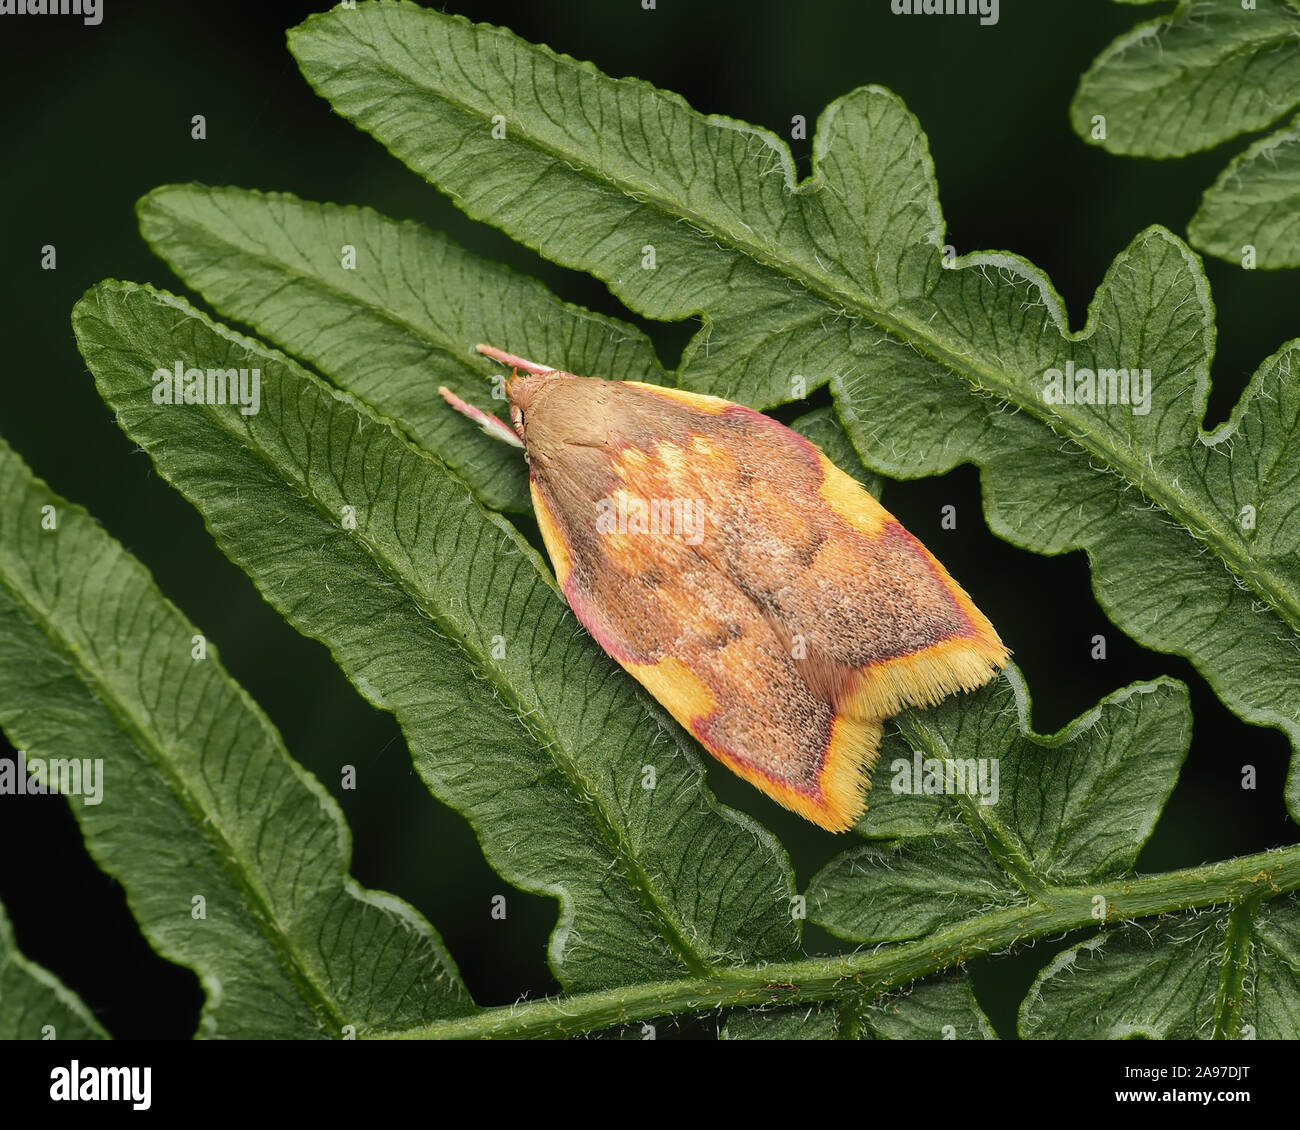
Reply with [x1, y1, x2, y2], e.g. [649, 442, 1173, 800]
[1211, 898, 1256, 1040]
[896, 712, 1047, 900]
[307, 23, 1300, 640]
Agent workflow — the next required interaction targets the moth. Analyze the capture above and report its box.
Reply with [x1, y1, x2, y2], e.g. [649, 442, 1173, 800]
[442, 345, 1008, 831]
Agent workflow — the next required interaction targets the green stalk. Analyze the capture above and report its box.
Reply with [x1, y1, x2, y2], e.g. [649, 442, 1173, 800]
[386, 844, 1300, 1039]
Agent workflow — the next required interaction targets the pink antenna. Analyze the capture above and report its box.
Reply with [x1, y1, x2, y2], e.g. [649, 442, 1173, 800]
[438, 386, 524, 448]
[475, 343, 558, 376]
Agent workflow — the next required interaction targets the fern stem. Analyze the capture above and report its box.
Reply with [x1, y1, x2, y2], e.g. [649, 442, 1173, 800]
[386, 843, 1300, 1039]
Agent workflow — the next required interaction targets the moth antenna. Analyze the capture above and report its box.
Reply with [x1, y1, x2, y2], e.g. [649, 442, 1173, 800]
[438, 386, 524, 448]
[475, 343, 562, 376]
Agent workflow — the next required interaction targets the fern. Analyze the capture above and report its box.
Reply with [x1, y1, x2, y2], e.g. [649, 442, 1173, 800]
[1073, 0, 1300, 269]
[0, 436, 470, 1037]
[1, 1, 1298, 1039]
[287, 3, 1300, 822]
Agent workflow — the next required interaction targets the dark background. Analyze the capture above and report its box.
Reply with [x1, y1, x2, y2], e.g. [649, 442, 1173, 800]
[0, 0, 1296, 1039]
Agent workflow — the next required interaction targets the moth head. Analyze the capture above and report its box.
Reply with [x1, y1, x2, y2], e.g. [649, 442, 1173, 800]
[505, 374, 546, 446]
[506, 374, 611, 464]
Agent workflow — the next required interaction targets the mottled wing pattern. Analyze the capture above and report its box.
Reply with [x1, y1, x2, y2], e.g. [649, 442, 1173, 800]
[521, 378, 1006, 831]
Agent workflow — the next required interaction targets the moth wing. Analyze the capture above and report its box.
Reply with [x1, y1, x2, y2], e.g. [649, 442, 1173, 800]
[527, 381, 1005, 832]
[624, 385, 1009, 721]
[530, 478, 880, 832]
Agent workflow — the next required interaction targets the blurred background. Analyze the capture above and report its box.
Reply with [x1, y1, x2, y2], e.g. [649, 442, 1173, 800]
[1, 0, 1296, 1039]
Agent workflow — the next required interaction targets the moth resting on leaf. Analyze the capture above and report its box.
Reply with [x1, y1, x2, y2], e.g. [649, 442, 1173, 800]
[442, 346, 1008, 832]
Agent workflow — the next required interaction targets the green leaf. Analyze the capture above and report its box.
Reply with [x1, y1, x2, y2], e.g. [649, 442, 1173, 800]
[70, 280, 801, 995]
[10, 2, 1292, 1039]
[1073, 0, 1300, 267]
[0, 899, 107, 1040]
[1071, 0, 1300, 158]
[288, 2, 1300, 819]
[831, 230, 1300, 818]
[136, 185, 667, 514]
[1020, 896, 1300, 1039]
[723, 1004, 841, 1040]
[76, 279, 1298, 1040]
[391, 835, 1300, 1037]
[809, 672, 1190, 944]
[0, 435, 470, 1038]
[288, 3, 919, 409]
[724, 972, 995, 1040]
[137, 185, 878, 511]
[1188, 109, 1300, 269]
